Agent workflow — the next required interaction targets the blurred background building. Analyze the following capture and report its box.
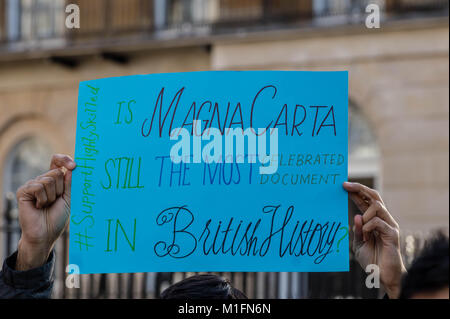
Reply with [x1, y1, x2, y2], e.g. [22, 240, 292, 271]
[0, 0, 448, 298]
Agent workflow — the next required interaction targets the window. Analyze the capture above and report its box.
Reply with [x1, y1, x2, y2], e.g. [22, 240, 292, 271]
[6, 0, 65, 42]
[2, 137, 52, 257]
[349, 102, 380, 179]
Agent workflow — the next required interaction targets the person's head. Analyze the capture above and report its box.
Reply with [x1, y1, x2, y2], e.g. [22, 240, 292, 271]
[400, 231, 449, 299]
[160, 274, 248, 299]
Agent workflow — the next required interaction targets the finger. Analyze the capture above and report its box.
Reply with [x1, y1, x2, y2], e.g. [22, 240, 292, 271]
[352, 214, 364, 252]
[344, 182, 370, 213]
[17, 183, 48, 209]
[362, 217, 397, 242]
[50, 154, 76, 171]
[343, 182, 384, 205]
[362, 201, 398, 229]
[348, 192, 370, 213]
[40, 169, 64, 197]
[35, 177, 56, 204]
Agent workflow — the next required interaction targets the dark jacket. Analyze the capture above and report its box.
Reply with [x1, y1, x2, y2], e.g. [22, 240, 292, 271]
[0, 250, 54, 299]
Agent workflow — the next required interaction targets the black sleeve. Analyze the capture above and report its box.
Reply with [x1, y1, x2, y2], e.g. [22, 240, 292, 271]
[0, 250, 55, 299]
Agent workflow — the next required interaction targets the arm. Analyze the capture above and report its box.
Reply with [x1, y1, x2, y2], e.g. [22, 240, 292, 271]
[0, 154, 76, 299]
[343, 182, 407, 299]
[0, 250, 55, 299]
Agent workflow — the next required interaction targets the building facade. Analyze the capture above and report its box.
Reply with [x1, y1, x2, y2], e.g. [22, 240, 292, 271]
[0, 0, 448, 298]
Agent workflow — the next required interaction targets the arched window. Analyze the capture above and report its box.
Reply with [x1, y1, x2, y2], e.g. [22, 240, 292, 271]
[348, 102, 380, 180]
[4, 137, 53, 194]
[2, 137, 52, 256]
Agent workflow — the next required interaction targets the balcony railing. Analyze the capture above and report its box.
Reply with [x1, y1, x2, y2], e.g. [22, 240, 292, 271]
[0, 0, 448, 54]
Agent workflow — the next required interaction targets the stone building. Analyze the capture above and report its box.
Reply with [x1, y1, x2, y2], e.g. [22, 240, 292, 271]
[0, 0, 448, 298]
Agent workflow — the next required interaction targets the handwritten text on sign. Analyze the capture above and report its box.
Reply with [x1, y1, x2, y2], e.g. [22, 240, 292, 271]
[70, 71, 349, 274]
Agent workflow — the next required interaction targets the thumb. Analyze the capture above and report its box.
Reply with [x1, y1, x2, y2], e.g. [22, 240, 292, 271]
[63, 169, 73, 205]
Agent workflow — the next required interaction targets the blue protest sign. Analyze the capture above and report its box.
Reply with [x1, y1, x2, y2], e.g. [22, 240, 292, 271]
[70, 71, 349, 274]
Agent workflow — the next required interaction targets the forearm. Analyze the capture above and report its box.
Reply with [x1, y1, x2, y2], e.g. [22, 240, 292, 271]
[383, 266, 407, 299]
[16, 238, 53, 271]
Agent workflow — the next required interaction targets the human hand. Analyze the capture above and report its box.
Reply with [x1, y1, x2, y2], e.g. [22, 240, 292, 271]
[343, 182, 407, 298]
[15, 154, 76, 271]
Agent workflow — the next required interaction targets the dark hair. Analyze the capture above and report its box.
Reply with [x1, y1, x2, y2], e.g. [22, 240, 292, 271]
[160, 274, 248, 299]
[400, 231, 449, 299]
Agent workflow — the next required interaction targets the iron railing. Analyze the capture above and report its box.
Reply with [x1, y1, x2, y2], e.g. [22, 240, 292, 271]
[0, 0, 448, 53]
